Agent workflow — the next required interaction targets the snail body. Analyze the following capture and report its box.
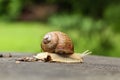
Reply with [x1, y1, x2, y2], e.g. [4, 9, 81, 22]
[41, 31, 74, 55]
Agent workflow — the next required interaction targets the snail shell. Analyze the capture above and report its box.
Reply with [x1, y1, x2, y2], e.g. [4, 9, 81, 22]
[41, 31, 74, 55]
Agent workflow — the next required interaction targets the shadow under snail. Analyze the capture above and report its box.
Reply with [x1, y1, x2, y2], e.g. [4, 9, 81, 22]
[35, 31, 91, 63]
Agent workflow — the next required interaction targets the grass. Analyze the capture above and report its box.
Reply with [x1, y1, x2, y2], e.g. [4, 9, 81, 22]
[0, 22, 96, 53]
[0, 22, 59, 53]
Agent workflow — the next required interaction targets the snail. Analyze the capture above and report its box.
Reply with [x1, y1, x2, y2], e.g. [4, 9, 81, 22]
[35, 31, 91, 63]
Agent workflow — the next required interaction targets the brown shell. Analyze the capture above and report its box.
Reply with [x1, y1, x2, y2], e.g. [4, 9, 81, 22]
[41, 31, 74, 55]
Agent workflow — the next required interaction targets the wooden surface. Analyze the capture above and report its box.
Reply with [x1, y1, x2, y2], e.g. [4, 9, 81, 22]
[0, 53, 120, 80]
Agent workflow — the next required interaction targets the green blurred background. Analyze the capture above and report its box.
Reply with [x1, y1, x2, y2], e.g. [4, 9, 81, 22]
[0, 0, 120, 57]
